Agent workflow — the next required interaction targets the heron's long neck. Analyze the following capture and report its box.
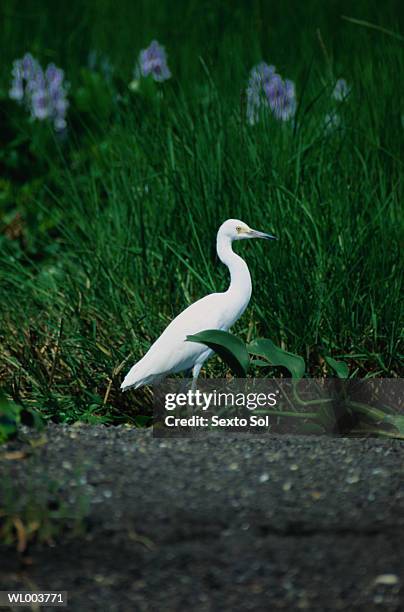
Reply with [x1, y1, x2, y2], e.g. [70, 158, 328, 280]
[217, 235, 252, 300]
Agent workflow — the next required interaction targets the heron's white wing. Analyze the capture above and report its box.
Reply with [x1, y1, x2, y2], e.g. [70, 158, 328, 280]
[140, 292, 230, 366]
[121, 291, 236, 388]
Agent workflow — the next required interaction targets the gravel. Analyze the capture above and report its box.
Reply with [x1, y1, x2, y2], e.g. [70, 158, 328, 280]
[0, 424, 403, 611]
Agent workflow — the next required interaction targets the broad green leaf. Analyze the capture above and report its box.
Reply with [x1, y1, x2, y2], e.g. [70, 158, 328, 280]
[299, 422, 325, 434]
[382, 414, 404, 434]
[187, 330, 249, 377]
[347, 401, 388, 423]
[251, 359, 271, 367]
[324, 355, 349, 379]
[247, 338, 305, 379]
[316, 404, 340, 430]
[348, 402, 404, 436]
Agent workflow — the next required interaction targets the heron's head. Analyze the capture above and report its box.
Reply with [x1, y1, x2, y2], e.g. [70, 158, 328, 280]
[219, 219, 277, 242]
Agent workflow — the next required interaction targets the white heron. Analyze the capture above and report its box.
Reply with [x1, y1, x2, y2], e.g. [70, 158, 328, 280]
[121, 219, 277, 391]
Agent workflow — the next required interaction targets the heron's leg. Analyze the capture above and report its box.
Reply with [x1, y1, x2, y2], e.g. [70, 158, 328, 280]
[191, 362, 203, 392]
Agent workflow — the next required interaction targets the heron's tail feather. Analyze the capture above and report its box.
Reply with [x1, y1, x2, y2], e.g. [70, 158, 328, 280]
[120, 354, 162, 391]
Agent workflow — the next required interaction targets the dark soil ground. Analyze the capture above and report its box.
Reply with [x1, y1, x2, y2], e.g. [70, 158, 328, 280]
[0, 425, 403, 611]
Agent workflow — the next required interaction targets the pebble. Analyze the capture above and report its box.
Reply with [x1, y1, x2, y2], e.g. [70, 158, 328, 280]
[346, 472, 360, 484]
[374, 574, 399, 586]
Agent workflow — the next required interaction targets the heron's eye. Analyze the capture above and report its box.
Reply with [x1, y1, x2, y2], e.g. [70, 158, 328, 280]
[236, 226, 242, 233]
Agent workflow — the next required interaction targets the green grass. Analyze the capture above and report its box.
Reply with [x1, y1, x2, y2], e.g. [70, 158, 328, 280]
[0, 459, 90, 550]
[0, 0, 403, 424]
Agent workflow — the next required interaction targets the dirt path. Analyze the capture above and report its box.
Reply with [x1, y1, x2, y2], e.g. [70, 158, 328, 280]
[0, 425, 403, 611]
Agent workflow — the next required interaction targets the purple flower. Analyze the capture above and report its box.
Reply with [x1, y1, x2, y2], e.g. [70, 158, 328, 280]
[9, 53, 69, 132]
[31, 90, 50, 119]
[52, 91, 69, 131]
[333, 78, 350, 101]
[246, 78, 261, 126]
[265, 76, 296, 121]
[54, 116, 67, 131]
[9, 60, 24, 101]
[21, 53, 38, 80]
[324, 110, 341, 133]
[9, 82, 24, 101]
[46, 64, 64, 91]
[246, 62, 276, 125]
[137, 40, 171, 82]
[246, 62, 297, 125]
[251, 62, 276, 85]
